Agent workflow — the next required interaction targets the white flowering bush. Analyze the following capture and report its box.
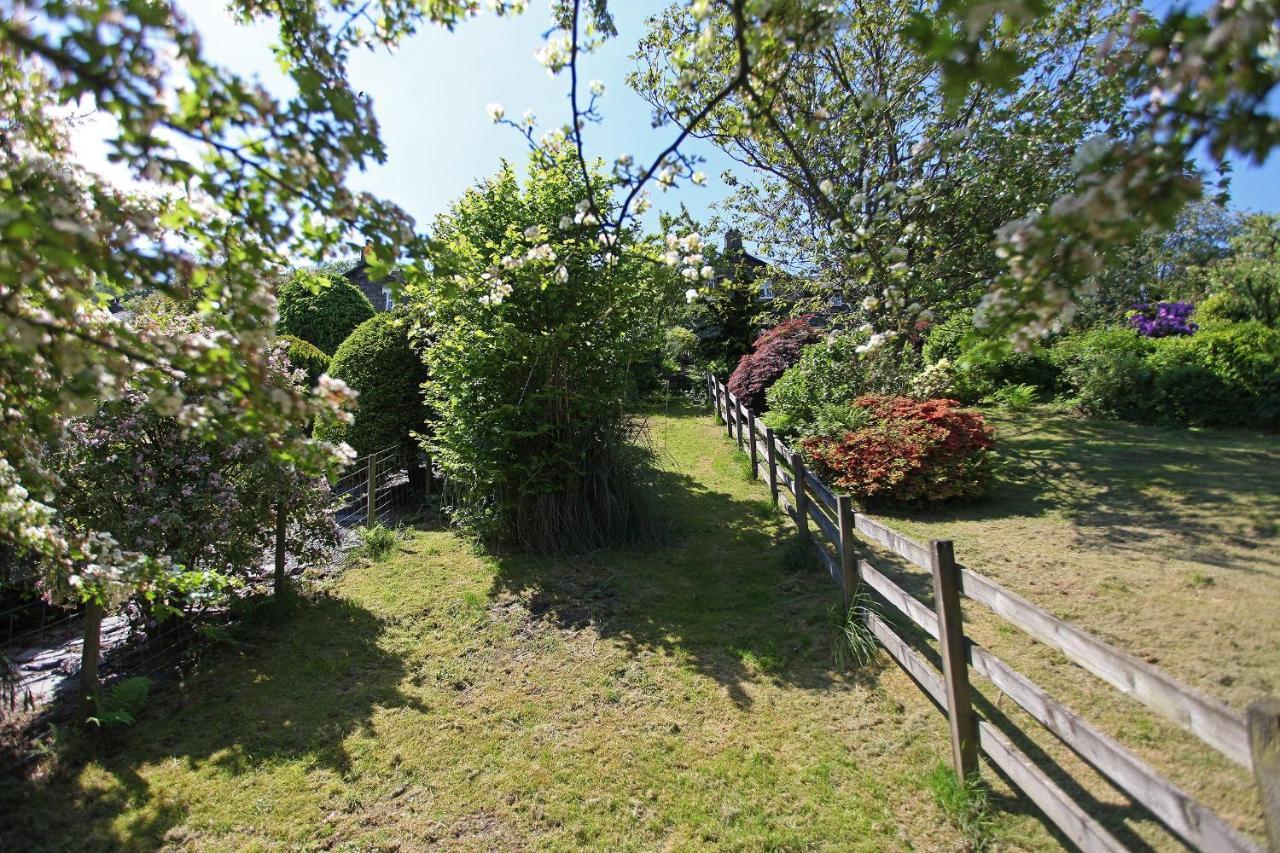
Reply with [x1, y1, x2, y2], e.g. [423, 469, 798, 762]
[415, 149, 666, 552]
[47, 332, 342, 608]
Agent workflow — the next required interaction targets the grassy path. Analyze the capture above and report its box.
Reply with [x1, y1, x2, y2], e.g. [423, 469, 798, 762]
[0, 404, 1053, 851]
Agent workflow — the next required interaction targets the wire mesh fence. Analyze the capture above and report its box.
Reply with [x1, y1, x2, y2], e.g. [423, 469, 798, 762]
[0, 443, 420, 766]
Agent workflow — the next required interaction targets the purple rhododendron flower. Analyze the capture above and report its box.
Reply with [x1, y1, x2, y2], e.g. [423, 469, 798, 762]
[1130, 301, 1198, 337]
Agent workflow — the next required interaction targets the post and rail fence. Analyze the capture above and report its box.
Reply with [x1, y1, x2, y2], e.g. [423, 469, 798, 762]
[706, 371, 1279, 852]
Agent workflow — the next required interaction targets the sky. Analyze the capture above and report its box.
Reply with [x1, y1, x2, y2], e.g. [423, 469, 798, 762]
[70, 0, 1279, 246]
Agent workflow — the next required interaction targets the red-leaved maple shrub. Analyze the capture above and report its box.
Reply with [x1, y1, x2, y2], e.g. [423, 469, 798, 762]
[727, 316, 820, 411]
[800, 396, 995, 504]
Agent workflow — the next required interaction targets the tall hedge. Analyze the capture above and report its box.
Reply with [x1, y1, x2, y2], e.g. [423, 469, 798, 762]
[276, 270, 375, 355]
[315, 312, 429, 457]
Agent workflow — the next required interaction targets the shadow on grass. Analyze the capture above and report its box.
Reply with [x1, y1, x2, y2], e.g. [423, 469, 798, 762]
[487, 462, 888, 710]
[876, 411, 1280, 574]
[0, 593, 424, 851]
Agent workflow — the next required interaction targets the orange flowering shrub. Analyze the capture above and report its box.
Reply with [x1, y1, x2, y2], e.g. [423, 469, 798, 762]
[800, 396, 995, 504]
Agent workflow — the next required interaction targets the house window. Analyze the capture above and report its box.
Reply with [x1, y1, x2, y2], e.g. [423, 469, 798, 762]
[381, 285, 394, 310]
[759, 280, 775, 301]
[830, 293, 845, 307]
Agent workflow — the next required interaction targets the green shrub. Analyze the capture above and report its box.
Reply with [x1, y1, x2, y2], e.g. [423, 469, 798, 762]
[276, 270, 375, 355]
[357, 523, 401, 562]
[1195, 291, 1254, 327]
[91, 676, 150, 728]
[986, 383, 1038, 411]
[277, 334, 330, 386]
[315, 312, 429, 457]
[1147, 322, 1280, 427]
[923, 311, 1056, 402]
[1049, 328, 1155, 420]
[763, 332, 916, 437]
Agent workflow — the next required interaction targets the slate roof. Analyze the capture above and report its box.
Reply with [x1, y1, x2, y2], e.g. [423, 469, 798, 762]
[343, 260, 403, 312]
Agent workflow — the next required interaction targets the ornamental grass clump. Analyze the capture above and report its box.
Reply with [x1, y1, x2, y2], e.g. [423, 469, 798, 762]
[800, 396, 995, 504]
[727, 316, 821, 411]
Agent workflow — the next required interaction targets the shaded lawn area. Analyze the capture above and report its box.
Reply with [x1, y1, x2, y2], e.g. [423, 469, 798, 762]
[0, 405, 1054, 851]
[864, 408, 1279, 845]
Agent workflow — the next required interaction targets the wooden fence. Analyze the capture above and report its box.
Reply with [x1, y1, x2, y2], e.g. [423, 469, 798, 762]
[706, 373, 1280, 852]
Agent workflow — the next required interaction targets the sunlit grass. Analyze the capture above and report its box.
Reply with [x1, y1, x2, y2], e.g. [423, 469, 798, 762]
[1, 405, 1047, 851]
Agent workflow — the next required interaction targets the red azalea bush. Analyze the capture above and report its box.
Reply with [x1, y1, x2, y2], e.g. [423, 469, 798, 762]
[800, 396, 995, 504]
[727, 316, 821, 411]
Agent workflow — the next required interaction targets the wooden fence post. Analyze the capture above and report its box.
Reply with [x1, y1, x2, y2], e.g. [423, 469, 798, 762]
[366, 454, 377, 527]
[274, 501, 288, 599]
[746, 407, 758, 478]
[78, 600, 102, 723]
[1249, 698, 1280, 848]
[837, 495, 858, 608]
[931, 538, 979, 780]
[724, 386, 734, 439]
[764, 427, 779, 505]
[791, 451, 809, 541]
[735, 400, 746, 453]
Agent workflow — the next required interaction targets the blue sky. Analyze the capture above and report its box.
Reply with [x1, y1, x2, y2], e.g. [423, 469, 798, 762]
[83, 1, 1278, 239]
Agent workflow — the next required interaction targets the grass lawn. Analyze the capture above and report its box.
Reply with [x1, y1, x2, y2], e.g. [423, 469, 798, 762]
[864, 407, 1279, 846]
[0, 404, 1053, 851]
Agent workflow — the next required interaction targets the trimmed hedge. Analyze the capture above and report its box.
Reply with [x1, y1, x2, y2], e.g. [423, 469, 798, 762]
[277, 271, 375, 355]
[278, 334, 330, 386]
[315, 312, 429, 457]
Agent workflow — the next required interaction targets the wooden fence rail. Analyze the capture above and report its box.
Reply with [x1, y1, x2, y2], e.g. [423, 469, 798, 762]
[706, 373, 1277, 852]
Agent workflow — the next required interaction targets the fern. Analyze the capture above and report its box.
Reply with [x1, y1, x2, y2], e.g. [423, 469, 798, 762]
[90, 676, 150, 728]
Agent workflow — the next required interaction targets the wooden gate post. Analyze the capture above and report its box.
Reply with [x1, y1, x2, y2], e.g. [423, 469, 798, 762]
[366, 454, 377, 527]
[931, 539, 979, 780]
[78, 599, 102, 723]
[1249, 698, 1280, 848]
[837, 495, 858, 608]
[764, 427, 779, 504]
[273, 500, 288, 599]
[746, 407, 759, 478]
[791, 451, 809, 541]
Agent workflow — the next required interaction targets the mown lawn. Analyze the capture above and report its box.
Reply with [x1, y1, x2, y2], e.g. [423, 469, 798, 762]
[0, 404, 1052, 851]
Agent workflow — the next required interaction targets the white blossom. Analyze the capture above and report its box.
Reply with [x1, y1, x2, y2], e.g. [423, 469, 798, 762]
[486, 103, 505, 122]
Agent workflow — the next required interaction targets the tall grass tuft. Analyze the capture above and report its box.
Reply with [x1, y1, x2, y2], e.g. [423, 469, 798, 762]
[925, 762, 994, 850]
[358, 524, 401, 561]
[828, 588, 879, 671]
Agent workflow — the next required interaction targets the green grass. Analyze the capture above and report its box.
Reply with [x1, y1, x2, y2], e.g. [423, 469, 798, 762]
[866, 407, 1279, 845]
[0, 404, 1049, 851]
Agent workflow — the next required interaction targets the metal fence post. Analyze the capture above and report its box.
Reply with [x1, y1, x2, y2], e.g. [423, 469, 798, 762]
[931, 539, 979, 780]
[366, 454, 377, 527]
[837, 495, 858, 608]
[791, 451, 809, 541]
